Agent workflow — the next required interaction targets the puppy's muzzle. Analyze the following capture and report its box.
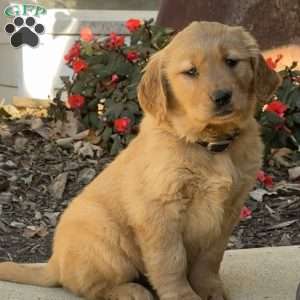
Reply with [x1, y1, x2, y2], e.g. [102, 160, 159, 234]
[211, 89, 233, 116]
[211, 89, 232, 108]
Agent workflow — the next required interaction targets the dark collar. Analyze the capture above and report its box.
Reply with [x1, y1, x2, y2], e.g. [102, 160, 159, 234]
[196, 129, 240, 153]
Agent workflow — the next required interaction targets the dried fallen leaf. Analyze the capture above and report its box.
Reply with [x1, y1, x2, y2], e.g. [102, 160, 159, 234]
[0, 220, 9, 232]
[0, 104, 21, 118]
[288, 166, 300, 180]
[0, 175, 9, 192]
[78, 168, 97, 185]
[278, 233, 291, 246]
[34, 211, 42, 220]
[23, 225, 48, 238]
[271, 147, 293, 168]
[10, 221, 26, 229]
[77, 142, 94, 158]
[228, 235, 244, 249]
[249, 188, 275, 202]
[49, 172, 68, 200]
[14, 137, 28, 153]
[265, 204, 281, 221]
[56, 129, 90, 148]
[273, 181, 300, 191]
[51, 111, 81, 138]
[30, 118, 44, 130]
[266, 219, 298, 230]
[74, 141, 103, 159]
[44, 212, 60, 227]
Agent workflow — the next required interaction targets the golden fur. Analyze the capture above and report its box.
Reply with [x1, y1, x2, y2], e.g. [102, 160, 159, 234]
[0, 22, 280, 300]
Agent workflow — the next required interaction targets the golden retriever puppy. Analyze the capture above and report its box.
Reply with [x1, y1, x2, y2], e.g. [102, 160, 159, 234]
[0, 21, 280, 300]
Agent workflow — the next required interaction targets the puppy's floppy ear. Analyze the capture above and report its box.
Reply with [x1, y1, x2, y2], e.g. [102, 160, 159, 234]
[236, 26, 281, 101]
[253, 54, 282, 101]
[138, 52, 168, 122]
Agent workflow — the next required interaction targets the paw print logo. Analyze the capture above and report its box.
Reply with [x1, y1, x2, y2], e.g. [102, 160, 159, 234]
[5, 16, 45, 48]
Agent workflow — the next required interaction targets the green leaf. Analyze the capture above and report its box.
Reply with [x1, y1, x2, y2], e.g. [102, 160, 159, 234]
[124, 134, 135, 145]
[260, 111, 283, 127]
[286, 115, 294, 127]
[77, 71, 93, 82]
[90, 64, 112, 79]
[82, 87, 95, 98]
[112, 89, 124, 102]
[126, 101, 140, 114]
[87, 98, 99, 110]
[111, 56, 132, 76]
[71, 81, 85, 94]
[276, 79, 296, 103]
[261, 127, 276, 148]
[101, 127, 113, 144]
[293, 112, 300, 124]
[129, 66, 142, 84]
[85, 53, 109, 65]
[110, 135, 123, 156]
[121, 111, 135, 122]
[82, 114, 90, 127]
[81, 41, 93, 56]
[88, 112, 104, 130]
[127, 88, 137, 100]
[106, 102, 124, 119]
[88, 79, 98, 87]
[288, 87, 300, 109]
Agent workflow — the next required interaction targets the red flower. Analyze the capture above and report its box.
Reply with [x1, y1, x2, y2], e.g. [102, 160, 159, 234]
[256, 170, 273, 188]
[114, 117, 131, 133]
[68, 94, 85, 109]
[64, 42, 81, 63]
[80, 26, 94, 42]
[125, 19, 142, 32]
[266, 54, 283, 70]
[264, 100, 287, 118]
[240, 206, 252, 219]
[72, 58, 88, 73]
[126, 51, 139, 62]
[111, 74, 119, 83]
[108, 32, 125, 48]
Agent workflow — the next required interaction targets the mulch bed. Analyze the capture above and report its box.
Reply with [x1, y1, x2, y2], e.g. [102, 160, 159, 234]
[0, 118, 300, 263]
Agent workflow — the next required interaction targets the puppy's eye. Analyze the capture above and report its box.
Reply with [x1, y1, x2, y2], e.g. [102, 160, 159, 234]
[225, 58, 239, 68]
[183, 67, 198, 77]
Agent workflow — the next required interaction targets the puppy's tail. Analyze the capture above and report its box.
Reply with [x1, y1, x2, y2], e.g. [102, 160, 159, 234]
[0, 258, 59, 287]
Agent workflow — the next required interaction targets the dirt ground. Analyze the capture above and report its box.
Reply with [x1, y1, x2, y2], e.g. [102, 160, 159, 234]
[0, 118, 300, 263]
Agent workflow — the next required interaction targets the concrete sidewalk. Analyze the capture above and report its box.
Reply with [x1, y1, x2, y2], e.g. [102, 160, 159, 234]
[0, 246, 299, 300]
[222, 246, 300, 300]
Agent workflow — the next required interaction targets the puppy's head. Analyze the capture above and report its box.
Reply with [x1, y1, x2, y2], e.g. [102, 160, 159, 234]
[138, 21, 281, 142]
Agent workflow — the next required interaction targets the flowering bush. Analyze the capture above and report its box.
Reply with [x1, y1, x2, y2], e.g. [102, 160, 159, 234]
[51, 19, 300, 156]
[258, 61, 300, 154]
[53, 19, 173, 155]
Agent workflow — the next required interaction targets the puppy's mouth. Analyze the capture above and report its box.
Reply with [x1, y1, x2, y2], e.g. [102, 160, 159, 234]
[215, 104, 234, 117]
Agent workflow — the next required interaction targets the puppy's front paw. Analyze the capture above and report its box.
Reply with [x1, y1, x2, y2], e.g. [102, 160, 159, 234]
[193, 276, 228, 300]
[198, 288, 227, 300]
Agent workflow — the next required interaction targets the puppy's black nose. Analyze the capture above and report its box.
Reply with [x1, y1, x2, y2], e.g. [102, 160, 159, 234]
[211, 89, 232, 107]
